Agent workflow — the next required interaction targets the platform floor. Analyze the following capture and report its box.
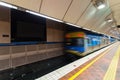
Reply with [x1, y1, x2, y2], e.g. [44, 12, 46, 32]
[36, 42, 120, 80]
[60, 42, 120, 80]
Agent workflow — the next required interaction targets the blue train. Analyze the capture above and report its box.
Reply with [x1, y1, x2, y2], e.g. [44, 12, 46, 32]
[65, 32, 115, 56]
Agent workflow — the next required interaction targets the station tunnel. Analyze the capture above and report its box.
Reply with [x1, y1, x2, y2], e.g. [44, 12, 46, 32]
[0, 0, 120, 80]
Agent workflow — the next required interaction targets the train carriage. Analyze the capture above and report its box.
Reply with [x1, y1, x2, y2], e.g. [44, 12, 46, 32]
[65, 32, 115, 56]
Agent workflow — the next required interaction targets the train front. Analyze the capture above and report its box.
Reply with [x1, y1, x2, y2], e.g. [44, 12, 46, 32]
[65, 32, 86, 56]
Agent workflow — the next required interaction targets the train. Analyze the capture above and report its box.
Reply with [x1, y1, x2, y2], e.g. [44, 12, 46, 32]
[65, 31, 116, 56]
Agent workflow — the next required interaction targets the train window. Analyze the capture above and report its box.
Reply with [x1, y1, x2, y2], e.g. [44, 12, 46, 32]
[87, 39, 91, 44]
[66, 38, 84, 46]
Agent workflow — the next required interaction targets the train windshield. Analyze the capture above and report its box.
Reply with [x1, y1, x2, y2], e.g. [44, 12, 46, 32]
[66, 38, 84, 46]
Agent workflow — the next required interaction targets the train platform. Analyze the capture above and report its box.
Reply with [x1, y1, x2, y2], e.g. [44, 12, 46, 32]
[36, 42, 120, 80]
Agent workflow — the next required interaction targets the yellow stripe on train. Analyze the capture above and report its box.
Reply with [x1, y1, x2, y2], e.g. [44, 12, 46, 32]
[65, 32, 85, 38]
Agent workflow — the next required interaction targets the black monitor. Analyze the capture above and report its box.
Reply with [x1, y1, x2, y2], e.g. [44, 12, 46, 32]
[11, 9, 46, 42]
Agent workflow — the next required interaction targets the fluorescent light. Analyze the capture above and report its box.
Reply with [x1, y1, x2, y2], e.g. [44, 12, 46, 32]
[83, 27, 91, 31]
[0, 2, 17, 9]
[97, 32, 100, 33]
[107, 19, 113, 22]
[26, 10, 63, 23]
[66, 23, 81, 28]
[26, 10, 41, 16]
[92, 30, 97, 33]
[112, 26, 115, 27]
[95, 1, 105, 9]
[97, 4, 105, 9]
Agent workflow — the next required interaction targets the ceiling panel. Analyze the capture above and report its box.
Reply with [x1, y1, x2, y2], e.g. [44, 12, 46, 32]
[40, 0, 72, 20]
[92, 11, 111, 31]
[114, 17, 120, 24]
[114, 11, 120, 16]
[1, 0, 42, 12]
[108, 0, 120, 28]
[103, 27, 111, 33]
[108, 0, 120, 6]
[76, 3, 97, 27]
[97, 23, 108, 32]
[0, 0, 119, 38]
[98, 23, 112, 33]
[63, 0, 91, 24]
[95, 21, 107, 32]
[77, 3, 97, 27]
[82, 0, 111, 31]
[114, 12, 120, 24]
[0, 0, 12, 3]
[86, 10, 111, 30]
[111, 4, 120, 11]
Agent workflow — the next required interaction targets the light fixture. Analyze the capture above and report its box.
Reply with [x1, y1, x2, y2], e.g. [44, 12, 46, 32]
[93, 0, 106, 9]
[0, 1, 17, 9]
[82, 27, 91, 31]
[112, 26, 115, 27]
[92, 30, 97, 33]
[107, 19, 113, 22]
[66, 22, 81, 28]
[26, 10, 63, 23]
[97, 32, 100, 34]
[97, 3, 105, 9]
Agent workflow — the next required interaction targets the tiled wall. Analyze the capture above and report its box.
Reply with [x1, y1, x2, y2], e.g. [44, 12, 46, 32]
[0, 46, 10, 70]
[0, 43, 64, 71]
[46, 19, 65, 42]
[0, 6, 65, 71]
[0, 6, 10, 43]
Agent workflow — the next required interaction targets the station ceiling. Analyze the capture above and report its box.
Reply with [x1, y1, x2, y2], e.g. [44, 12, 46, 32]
[0, 0, 120, 38]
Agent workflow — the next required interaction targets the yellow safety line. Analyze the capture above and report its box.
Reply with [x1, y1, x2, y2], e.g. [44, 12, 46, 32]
[103, 46, 120, 80]
[68, 45, 113, 80]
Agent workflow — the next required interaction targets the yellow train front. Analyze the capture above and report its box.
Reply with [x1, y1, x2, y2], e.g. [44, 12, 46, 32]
[65, 32, 115, 56]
